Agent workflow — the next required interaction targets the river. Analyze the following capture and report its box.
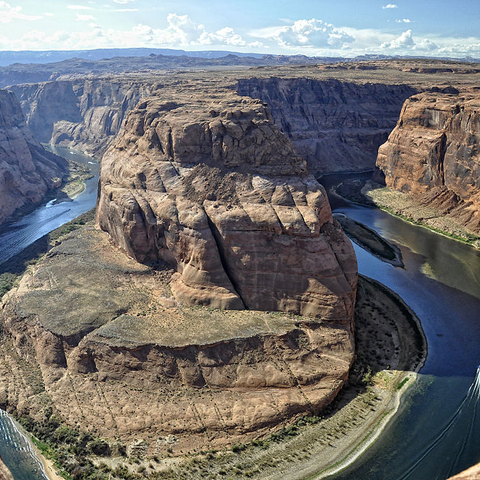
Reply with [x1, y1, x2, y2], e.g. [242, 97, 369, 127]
[321, 174, 480, 480]
[0, 145, 99, 266]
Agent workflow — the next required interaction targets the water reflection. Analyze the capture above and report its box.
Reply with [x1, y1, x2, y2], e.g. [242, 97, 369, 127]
[320, 174, 480, 479]
[0, 411, 48, 480]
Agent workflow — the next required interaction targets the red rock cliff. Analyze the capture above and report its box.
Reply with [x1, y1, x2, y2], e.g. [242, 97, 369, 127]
[377, 89, 480, 233]
[0, 89, 68, 225]
[238, 77, 417, 175]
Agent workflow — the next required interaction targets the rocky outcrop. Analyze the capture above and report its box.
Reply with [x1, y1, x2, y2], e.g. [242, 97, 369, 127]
[377, 88, 480, 233]
[10, 79, 156, 156]
[0, 87, 357, 453]
[97, 92, 357, 321]
[0, 226, 354, 452]
[0, 89, 68, 225]
[238, 77, 417, 175]
[12, 75, 417, 171]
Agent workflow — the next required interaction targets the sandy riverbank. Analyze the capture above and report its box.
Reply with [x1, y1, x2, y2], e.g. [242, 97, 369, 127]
[0, 457, 14, 480]
[363, 182, 480, 249]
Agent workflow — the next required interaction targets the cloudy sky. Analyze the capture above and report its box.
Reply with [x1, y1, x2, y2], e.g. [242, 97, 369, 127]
[1, 0, 480, 58]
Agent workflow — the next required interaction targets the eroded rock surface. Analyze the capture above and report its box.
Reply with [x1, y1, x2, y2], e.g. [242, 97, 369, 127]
[0, 227, 354, 452]
[97, 92, 357, 322]
[10, 79, 156, 156]
[238, 77, 417, 175]
[377, 88, 480, 233]
[0, 89, 68, 225]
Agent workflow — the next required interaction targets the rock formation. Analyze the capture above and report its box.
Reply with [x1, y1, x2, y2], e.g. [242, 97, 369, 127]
[10, 79, 156, 156]
[0, 226, 355, 452]
[0, 88, 68, 225]
[97, 91, 357, 321]
[449, 463, 480, 480]
[237, 77, 417, 175]
[377, 88, 480, 233]
[0, 90, 357, 452]
[11, 74, 416, 174]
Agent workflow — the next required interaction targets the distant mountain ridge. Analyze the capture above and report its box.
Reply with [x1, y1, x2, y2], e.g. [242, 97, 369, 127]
[0, 48, 267, 67]
[1, 48, 479, 69]
[0, 52, 346, 88]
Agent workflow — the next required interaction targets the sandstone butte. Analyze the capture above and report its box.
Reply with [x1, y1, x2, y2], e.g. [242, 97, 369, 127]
[0, 88, 68, 225]
[0, 89, 357, 454]
[377, 87, 480, 234]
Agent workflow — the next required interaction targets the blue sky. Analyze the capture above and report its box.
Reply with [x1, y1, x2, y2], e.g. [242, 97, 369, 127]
[1, 0, 480, 58]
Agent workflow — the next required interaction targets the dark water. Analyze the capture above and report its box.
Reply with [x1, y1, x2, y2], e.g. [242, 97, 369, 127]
[0, 145, 99, 266]
[320, 174, 480, 480]
[0, 411, 48, 480]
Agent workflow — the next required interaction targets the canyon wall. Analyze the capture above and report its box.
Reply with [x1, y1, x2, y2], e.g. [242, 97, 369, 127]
[0, 89, 68, 225]
[238, 77, 417, 175]
[11, 76, 416, 174]
[10, 78, 156, 156]
[377, 88, 480, 233]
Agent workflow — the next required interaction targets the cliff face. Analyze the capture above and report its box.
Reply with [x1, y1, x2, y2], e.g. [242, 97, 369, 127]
[377, 89, 480, 233]
[97, 92, 357, 321]
[10, 79, 155, 156]
[12, 76, 416, 173]
[0, 89, 68, 225]
[237, 77, 417, 175]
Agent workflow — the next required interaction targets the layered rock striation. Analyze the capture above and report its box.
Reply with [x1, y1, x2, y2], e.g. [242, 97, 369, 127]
[377, 88, 480, 233]
[238, 77, 417, 175]
[0, 88, 68, 225]
[10, 78, 156, 156]
[12, 74, 417, 173]
[97, 92, 357, 322]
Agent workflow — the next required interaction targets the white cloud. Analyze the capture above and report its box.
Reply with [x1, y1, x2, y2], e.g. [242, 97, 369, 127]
[44, 12, 54, 17]
[381, 29, 414, 49]
[67, 5, 93, 10]
[0, 1, 42, 23]
[112, 0, 135, 3]
[0, 14, 247, 50]
[396, 18, 411, 23]
[204, 27, 246, 46]
[112, 8, 138, 11]
[248, 41, 265, 49]
[265, 18, 354, 48]
[414, 38, 438, 51]
[382, 4, 398, 9]
[76, 13, 95, 21]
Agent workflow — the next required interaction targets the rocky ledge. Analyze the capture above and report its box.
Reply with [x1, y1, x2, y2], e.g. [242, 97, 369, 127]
[377, 88, 480, 235]
[0, 89, 68, 225]
[0, 227, 354, 453]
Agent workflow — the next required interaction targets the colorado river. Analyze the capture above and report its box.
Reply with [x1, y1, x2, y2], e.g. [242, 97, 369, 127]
[0, 146, 99, 266]
[321, 174, 480, 480]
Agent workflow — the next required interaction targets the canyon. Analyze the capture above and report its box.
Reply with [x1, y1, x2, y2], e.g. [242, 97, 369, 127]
[0, 80, 358, 455]
[374, 88, 480, 237]
[0, 58, 480, 478]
